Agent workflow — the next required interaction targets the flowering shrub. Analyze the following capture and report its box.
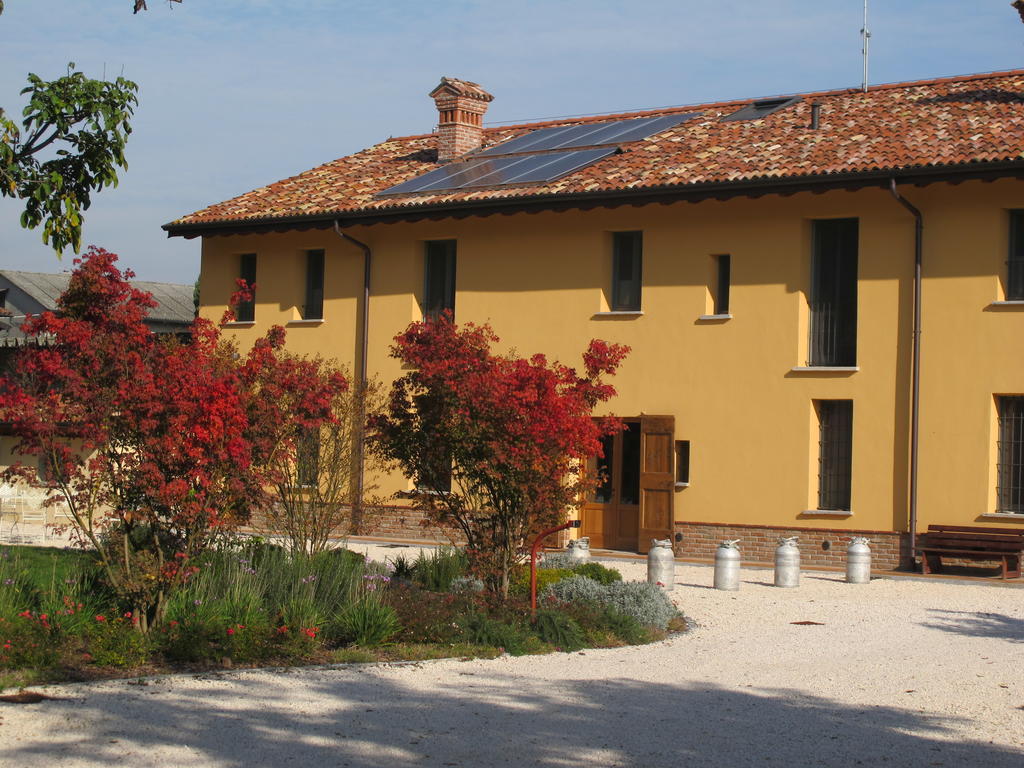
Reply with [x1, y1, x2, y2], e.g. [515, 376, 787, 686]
[0, 611, 60, 669]
[0, 250, 346, 630]
[87, 613, 149, 667]
[372, 316, 628, 596]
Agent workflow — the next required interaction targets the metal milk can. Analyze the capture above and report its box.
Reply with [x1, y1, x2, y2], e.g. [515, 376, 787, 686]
[846, 537, 871, 584]
[774, 536, 801, 588]
[566, 536, 591, 563]
[713, 539, 742, 591]
[647, 538, 675, 587]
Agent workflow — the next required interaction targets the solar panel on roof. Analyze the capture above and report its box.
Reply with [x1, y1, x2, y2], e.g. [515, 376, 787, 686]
[477, 112, 700, 157]
[377, 111, 698, 197]
[378, 148, 617, 196]
[463, 148, 616, 187]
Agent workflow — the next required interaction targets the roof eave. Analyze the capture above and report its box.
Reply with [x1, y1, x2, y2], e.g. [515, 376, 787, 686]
[163, 160, 1024, 239]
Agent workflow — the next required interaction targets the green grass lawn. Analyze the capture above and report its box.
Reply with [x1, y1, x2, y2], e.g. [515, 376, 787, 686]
[1, 544, 98, 591]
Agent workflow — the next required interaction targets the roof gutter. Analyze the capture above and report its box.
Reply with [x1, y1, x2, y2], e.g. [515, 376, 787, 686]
[888, 178, 923, 570]
[164, 161, 1024, 239]
[333, 220, 372, 535]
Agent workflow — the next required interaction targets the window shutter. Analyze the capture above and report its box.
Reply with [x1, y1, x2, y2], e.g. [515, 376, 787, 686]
[638, 414, 675, 554]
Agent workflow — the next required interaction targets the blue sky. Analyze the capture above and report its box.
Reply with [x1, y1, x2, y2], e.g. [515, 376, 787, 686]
[1, 1, 1023, 284]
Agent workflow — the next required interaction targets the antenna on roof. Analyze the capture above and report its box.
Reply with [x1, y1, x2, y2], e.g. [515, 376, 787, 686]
[861, 0, 871, 93]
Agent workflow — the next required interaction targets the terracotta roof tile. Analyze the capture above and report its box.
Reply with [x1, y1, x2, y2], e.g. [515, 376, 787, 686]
[167, 70, 1024, 231]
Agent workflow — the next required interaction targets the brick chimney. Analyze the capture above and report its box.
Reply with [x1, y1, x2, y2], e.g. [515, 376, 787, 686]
[429, 77, 494, 162]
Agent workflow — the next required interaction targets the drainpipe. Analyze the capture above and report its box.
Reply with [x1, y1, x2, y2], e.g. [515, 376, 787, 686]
[888, 179, 922, 568]
[333, 220, 372, 534]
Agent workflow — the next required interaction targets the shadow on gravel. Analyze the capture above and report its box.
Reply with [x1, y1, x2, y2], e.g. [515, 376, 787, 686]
[3, 670, 1022, 767]
[922, 609, 1024, 643]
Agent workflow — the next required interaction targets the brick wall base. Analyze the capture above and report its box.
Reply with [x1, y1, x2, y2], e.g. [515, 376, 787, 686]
[364, 505, 452, 542]
[673, 521, 911, 571]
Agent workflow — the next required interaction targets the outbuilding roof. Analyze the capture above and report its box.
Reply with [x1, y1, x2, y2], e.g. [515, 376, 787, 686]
[165, 69, 1024, 236]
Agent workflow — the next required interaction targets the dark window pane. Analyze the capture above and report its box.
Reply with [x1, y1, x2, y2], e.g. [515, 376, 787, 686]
[715, 254, 731, 315]
[424, 240, 456, 319]
[817, 400, 853, 511]
[675, 440, 690, 485]
[612, 231, 642, 311]
[237, 253, 256, 322]
[305, 249, 324, 320]
[619, 422, 641, 506]
[809, 219, 858, 366]
[997, 396, 1024, 513]
[1008, 211, 1024, 300]
[593, 433, 615, 503]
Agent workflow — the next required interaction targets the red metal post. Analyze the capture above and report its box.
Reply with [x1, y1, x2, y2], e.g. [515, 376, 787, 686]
[530, 519, 581, 617]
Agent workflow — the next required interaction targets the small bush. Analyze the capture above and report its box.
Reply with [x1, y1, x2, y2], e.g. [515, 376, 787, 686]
[597, 608, 652, 645]
[510, 567, 577, 597]
[412, 548, 468, 592]
[538, 552, 576, 570]
[543, 577, 678, 631]
[87, 614, 149, 667]
[600, 582, 677, 630]
[459, 613, 531, 655]
[333, 596, 400, 647]
[572, 562, 622, 585]
[537, 557, 621, 584]
[543, 575, 606, 605]
[449, 576, 485, 594]
[389, 584, 469, 645]
[388, 553, 415, 582]
[533, 609, 586, 652]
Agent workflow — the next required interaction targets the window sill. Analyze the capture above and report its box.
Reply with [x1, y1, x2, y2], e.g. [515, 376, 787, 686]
[592, 311, 643, 319]
[286, 319, 325, 327]
[800, 509, 853, 518]
[222, 321, 256, 328]
[981, 512, 1024, 520]
[673, 482, 689, 490]
[697, 314, 732, 322]
[789, 366, 859, 374]
[987, 300, 1024, 308]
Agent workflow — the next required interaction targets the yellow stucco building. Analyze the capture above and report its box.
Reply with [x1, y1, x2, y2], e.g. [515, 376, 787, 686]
[167, 71, 1024, 569]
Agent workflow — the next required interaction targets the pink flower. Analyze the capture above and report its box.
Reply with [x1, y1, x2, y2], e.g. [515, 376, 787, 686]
[95, 615, 106, 622]
[226, 628, 235, 635]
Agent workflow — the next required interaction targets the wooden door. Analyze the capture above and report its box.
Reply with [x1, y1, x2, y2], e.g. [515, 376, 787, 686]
[580, 432, 615, 548]
[580, 421, 641, 551]
[638, 414, 675, 554]
[615, 422, 641, 551]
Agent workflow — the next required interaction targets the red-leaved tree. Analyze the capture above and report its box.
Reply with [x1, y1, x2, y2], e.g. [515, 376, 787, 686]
[371, 315, 628, 597]
[0, 248, 344, 629]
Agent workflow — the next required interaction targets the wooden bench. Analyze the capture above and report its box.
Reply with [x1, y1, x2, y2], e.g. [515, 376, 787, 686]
[916, 525, 1024, 579]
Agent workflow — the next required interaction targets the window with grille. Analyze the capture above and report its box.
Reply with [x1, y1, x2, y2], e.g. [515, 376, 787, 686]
[809, 219, 858, 366]
[816, 400, 853, 511]
[304, 249, 324, 320]
[997, 396, 1024, 513]
[236, 253, 257, 322]
[1007, 211, 1024, 300]
[424, 240, 456, 319]
[611, 231, 643, 311]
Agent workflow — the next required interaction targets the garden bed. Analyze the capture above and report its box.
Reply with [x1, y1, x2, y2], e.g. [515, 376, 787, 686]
[0, 542, 685, 690]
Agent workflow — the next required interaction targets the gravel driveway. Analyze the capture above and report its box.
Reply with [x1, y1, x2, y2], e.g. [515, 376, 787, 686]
[1, 552, 1022, 767]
